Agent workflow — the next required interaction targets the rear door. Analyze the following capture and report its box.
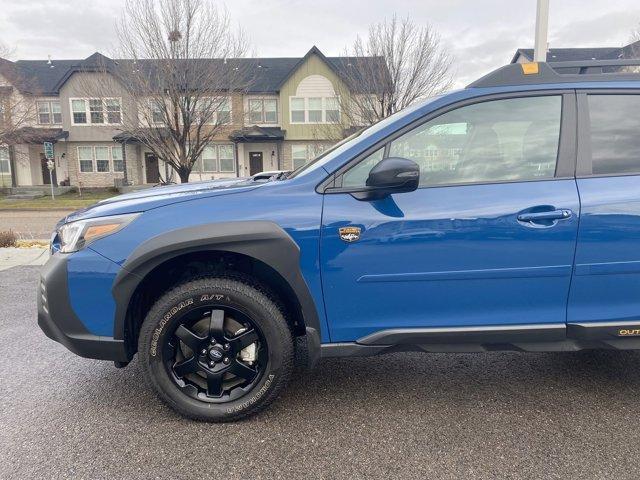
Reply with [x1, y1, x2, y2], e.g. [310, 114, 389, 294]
[569, 92, 640, 328]
[321, 92, 580, 342]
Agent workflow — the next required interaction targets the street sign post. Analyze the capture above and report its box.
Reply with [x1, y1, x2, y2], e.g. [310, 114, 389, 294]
[43, 142, 55, 199]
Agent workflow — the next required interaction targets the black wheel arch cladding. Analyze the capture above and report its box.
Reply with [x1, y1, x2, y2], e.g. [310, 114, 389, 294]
[111, 220, 322, 360]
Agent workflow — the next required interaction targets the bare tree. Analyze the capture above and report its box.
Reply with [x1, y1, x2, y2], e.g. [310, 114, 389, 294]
[0, 41, 39, 144]
[338, 15, 453, 128]
[81, 0, 251, 183]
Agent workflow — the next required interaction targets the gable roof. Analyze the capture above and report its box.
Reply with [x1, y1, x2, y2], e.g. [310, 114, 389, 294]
[511, 40, 640, 63]
[1, 47, 387, 95]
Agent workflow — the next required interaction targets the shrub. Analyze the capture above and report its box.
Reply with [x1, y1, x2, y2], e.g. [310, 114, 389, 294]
[0, 230, 17, 248]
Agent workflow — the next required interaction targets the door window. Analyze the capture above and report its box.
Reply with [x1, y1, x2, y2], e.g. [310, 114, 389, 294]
[587, 95, 640, 175]
[343, 96, 562, 188]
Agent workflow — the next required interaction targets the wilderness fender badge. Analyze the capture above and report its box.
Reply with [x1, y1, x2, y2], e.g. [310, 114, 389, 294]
[339, 226, 361, 243]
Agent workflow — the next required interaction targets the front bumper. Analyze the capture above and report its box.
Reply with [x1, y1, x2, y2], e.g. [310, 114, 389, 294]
[37, 253, 129, 362]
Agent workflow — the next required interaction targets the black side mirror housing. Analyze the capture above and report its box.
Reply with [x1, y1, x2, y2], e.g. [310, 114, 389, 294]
[352, 157, 420, 200]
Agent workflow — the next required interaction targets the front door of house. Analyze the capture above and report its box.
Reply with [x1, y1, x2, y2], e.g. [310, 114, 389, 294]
[249, 152, 263, 176]
[40, 153, 57, 186]
[145, 153, 160, 184]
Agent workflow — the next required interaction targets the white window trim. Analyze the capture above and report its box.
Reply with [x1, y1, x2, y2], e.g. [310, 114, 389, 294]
[36, 99, 62, 125]
[289, 96, 340, 124]
[69, 97, 123, 126]
[247, 98, 278, 125]
[195, 143, 236, 174]
[194, 96, 233, 126]
[76, 145, 125, 174]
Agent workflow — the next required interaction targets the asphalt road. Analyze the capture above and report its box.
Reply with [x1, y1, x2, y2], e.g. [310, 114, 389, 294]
[0, 209, 71, 240]
[3, 266, 640, 479]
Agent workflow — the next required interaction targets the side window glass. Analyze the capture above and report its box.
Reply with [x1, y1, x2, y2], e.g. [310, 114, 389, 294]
[388, 96, 562, 187]
[588, 95, 640, 175]
[342, 147, 384, 187]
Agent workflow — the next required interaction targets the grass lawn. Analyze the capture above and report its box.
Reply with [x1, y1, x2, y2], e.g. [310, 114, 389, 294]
[0, 190, 118, 210]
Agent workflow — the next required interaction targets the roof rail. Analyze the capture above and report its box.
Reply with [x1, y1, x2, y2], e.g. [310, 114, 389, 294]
[468, 59, 640, 88]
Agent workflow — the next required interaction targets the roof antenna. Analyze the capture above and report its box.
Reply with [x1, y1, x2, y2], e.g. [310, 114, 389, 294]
[47, 55, 54, 68]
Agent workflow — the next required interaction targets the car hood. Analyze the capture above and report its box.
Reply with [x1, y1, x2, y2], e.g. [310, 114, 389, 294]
[64, 179, 260, 223]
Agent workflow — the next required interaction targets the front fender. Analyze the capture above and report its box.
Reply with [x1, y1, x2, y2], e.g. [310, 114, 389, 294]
[110, 220, 321, 364]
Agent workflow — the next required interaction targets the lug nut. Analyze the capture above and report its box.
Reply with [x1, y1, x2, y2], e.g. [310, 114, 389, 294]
[201, 349, 207, 355]
[209, 361, 215, 367]
[223, 357, 230, 364]
[224, 343, 230, 350]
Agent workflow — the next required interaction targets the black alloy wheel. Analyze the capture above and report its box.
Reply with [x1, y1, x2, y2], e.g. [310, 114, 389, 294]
[165, 306, 267, 402]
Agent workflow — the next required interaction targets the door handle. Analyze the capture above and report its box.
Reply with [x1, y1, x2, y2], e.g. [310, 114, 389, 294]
[517, 209, 573, 223]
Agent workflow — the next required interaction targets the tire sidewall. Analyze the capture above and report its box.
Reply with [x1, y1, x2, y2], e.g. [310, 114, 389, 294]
[139, 278, 292, 421]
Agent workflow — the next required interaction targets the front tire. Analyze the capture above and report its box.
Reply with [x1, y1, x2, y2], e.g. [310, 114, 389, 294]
[138, 276, 294, 422]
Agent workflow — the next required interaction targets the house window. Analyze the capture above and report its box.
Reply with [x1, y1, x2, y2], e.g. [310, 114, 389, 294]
[197, 144, 235, 173]
[71, 98, 122, 125]
[264, 99, 277, 123]
[201, 146, 217, 172]
[90, 99, 104, 124]
[106, 99, 121, 123]
[37, 100, 62, 125]
[37, 102, 50, 124]
[292, 143, 325, 170]
[72, 100, 87, 124]
[292, 145, 308, 170]
[219, 145, 234, 172]
[112, 147, 124, 172]
[291, 98, 305, 123]
[78, 146, 94, 172]
[95, 146, 110, 172]
[77, 145, 124, 173]
[216, 98, 231, 124]
[326, 97, 340, 123]
[248, 98, 278, 124]
[249, 99, 263, 123]
[150, 99, 164, 124]
[290, 97, 340, 123]
[0, 146, 10, 175]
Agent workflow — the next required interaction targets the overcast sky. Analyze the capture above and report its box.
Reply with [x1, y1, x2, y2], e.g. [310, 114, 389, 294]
[1, 0, 639, 87]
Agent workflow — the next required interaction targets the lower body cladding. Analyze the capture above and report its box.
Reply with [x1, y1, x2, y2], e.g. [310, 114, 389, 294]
[321, 322, 640, 357]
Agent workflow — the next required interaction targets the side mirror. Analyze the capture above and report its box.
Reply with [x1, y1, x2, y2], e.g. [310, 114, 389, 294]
[352, 157, 420, 200]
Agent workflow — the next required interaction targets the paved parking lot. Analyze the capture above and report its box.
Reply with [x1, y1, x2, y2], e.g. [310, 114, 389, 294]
[3, 265, 640, 479]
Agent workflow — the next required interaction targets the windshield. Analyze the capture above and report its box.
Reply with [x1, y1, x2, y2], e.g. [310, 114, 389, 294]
[286, 129, 365, 178]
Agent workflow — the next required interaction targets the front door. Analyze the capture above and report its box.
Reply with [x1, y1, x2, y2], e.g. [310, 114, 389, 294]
[145, 153, 160, 184]
[320, 93, 580, 342]
[40, 153, 57, 186]
[249, 152, 263, 175]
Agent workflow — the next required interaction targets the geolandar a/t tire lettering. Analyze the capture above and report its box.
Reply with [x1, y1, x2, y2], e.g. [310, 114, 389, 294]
[138, 276, 294, 422]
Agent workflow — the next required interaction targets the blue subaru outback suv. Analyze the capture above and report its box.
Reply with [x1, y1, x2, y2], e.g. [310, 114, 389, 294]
[39, 60, 640, 421]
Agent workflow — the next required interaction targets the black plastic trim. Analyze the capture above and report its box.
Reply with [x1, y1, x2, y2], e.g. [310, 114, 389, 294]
[358, 324, 566, 345]
[111, 221, 322, 359]
[37, 254, 129, 361]
[320, 321, 640, 357]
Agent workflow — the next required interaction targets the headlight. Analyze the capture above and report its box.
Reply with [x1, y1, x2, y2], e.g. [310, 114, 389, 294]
[54, 213, 140, 253]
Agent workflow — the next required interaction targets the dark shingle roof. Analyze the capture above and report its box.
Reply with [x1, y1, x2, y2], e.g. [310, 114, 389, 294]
[2, 47, 386, 95]
[512, 41, 640, 63]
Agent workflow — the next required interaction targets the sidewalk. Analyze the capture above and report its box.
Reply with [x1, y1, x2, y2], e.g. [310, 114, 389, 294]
[0, 210, 72, 241]
[0, 247, 49, 272]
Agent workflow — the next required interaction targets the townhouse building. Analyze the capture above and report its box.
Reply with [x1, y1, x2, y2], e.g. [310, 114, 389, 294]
[0, 47, 386, 189]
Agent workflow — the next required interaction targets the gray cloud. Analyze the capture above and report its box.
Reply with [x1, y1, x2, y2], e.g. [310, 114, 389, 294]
[0, 0, 638, 88]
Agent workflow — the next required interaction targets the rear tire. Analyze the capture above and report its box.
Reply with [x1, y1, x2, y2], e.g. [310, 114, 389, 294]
[138, 276, 294, 422]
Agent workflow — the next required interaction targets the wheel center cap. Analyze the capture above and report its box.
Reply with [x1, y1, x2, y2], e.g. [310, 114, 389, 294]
[208, 347, 224, 362]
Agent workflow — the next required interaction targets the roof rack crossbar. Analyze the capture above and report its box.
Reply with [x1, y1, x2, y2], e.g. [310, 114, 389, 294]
[468, 60, 640, 89]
